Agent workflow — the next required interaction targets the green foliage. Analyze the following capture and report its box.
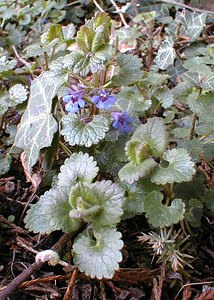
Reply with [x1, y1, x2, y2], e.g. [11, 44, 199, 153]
[2, 3, 214, 281]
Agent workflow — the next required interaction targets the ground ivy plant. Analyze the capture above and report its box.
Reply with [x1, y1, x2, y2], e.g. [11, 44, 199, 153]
[1, 4, 213, 279]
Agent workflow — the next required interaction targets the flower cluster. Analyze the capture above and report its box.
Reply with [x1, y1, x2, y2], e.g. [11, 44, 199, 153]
[63, 89, 85, 114]
[62, 88, 133, 134]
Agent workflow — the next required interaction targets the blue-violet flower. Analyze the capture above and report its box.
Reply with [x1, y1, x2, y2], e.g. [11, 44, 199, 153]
[111, 112, 134, 134]
[63, 89, 85, 114]
[91, 90, 116, 110]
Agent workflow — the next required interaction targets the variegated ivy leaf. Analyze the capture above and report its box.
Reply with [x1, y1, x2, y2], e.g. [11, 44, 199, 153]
[112, 53, 143, 86]
[13, 71, 66, 168]
[155, 35, 176, 70]
[131, 117, 168, 157]
[176, 10, 207, 42]
[183, 72, 214, 91]
[118, 158, 157, 184]
[24, 187, 81, 234]
[57, 152, 99, 188]
[9, 84, 28, 104]
[61, 114, 109, 147]
[73, 228, 123, 279]
[69, 180, 125, 227]
[144, 191, 185, 228]
[151, 148, 195, 185]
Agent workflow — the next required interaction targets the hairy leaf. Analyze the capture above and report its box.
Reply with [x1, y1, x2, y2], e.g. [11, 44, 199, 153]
[24, 187, 80, 234]
[132, 117, 168, 157]
[58, 152, 98, 188]
[118, 158, 157, 184]
[144, 191, 185, 228]
[112, 53, 143, 85]
[73, 228, 123, 279]
[61, 114, 109, 147]
[13, 71, 65, 168]
[69, 180, 125, 227]
[151, 148, 195, 185]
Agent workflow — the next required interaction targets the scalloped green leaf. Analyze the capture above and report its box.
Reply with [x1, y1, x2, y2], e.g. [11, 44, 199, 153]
[112, 53, 143, 86]
[125, 140, 151, 165]
[61, 114, 109, 147]
[204, 190, 214, 213]
[0, 55, 16, 72]
[77, 26, 96, 53]
[13, 71, 65, 168]
[155, 35, 176, 70]
[69, 180, 125, 227]
[155, 88, 174, 109]
[151, 148, 195, 185]
[24, 187, 81, 234]
[144, 191, 185, 228]
[132, 117, 168, 157]
[58, 152, 98, 188]
[116, 86, 151, 113]
[185, 198, 203, 227]
[183, 72, 214, 91]
[9, 84, 28, 105]
[118, 158, 157, 184]
[73, 228, 123, 279]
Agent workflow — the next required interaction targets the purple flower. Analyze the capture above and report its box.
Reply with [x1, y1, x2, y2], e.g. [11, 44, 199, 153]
[111, 112, 134, 134]
[91, 90, 116, 110]
[63, 89, 85, 113]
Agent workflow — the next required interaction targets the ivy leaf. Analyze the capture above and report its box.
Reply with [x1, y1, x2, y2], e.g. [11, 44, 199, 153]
[131, 117, 168, 157]
[116, 86, 151, 114]
[176, 11, 207, 42]
[144, 191, 185, 228]
[61, 114, 109, 147]
[58, 152, 98, 188]
[151, 148, 195, 185]
[69, 180, 125, 227]
[112, 53, 143, 86]
[183, 72, 214, 91]
[73, 228, 123, 279]
[155, 35, 176, 70]
[185, 198, 203, 227]
[24, 187, 81, 234]
[13, 71, 65, 168]
[118, 158, 157, 184]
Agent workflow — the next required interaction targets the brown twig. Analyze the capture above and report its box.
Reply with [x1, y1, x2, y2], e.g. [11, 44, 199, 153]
[63, 268, 78, 300]
[0, 233, 72, 300]
[161, 0, 214, 15]
[189, 113, 197, 140]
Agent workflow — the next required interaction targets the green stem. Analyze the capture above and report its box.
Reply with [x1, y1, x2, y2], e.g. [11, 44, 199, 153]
[11, 71, 30, 86]
[59, 141, 72, 156]
[44, 52, 49, 70]
[58, 99, 65, 117]
[93, 72, 99, 87]
[70, 71, 91, 87]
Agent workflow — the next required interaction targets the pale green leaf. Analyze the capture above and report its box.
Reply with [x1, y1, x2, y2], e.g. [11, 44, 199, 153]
[62, 23, 76, 40]
[69, 180, 125, 227]
[118, 158, 157, 184]
[155, 35, 176, 70]
[58, 152, 98, 188]
[132, 117, 168, 157]
[116, 86, 151, 113]
[144, 191, 185, 228]
[185, 198, 203, 227]
[112, 53, 143, 85]
[9, 84, 28, 105]
[24, 187, 81, 234]
[0, 55, 16, 72]
[77, 26, 95, 53]
[0, 154, 12, 175]
[204, 190, 214, 213]
[13, 71, 65, 168]
[125, 140, 151, 165]
[183, 72, 214, 91]
[151, 148, 195, 185]
[155, 88, 174, 109]
[73, 228, 123, 279]
[61, 114, 109, 147]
